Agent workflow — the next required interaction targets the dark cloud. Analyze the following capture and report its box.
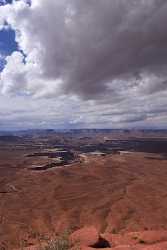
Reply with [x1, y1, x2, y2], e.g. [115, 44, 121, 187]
[1, 0, 167, 99]
[1, 0, 167, 128]
[63, 0, 167, 98]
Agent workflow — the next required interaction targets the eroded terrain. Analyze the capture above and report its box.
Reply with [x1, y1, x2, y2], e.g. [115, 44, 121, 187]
[0, 130, 167, 249]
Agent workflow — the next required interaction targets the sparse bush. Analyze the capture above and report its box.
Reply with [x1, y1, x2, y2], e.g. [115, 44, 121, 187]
[42, 231, 70, 250]
[132, 236, 138, 240]
[111, 228, 117, 234]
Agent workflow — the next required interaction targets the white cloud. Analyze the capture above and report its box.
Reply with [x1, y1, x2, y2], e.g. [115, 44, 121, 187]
[0, 0, 167, 129]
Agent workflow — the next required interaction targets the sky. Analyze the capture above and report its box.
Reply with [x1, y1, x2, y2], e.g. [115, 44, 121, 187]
[0, 0, 167, 130]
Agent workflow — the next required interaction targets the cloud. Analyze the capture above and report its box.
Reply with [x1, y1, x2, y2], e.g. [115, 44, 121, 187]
[0, 0, 167, 128]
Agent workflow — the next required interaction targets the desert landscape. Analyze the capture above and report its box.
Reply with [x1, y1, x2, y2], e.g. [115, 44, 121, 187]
[0, 130, 167, 249]
[1, 1, 167, 249]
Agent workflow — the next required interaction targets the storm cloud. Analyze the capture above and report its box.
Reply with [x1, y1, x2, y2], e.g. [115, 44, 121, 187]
[0, 0, 167, 128]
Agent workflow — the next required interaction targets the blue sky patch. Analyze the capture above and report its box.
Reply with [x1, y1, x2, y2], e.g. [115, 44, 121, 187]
[0, 57, 6, 71]
[0, 27, 18, 71]
[0, 0, 12, 6]
[0, 0, 31, 6]
[0, 28, 18, 56]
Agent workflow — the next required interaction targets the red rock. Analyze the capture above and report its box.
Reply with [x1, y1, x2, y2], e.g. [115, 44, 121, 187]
[2, 152, 167, 249]
[131, 230, 167, 244]
[112, 246, 139, 250]
[102, 231, 167, 249]
[141, 241, 167, 249]
[70, 226, 99, 247]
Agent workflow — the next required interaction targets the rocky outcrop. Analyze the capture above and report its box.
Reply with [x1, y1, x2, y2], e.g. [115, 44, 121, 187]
[2, 152, 167, 249]
[70, 228, 167, 250]
[70, 226, 100, 247]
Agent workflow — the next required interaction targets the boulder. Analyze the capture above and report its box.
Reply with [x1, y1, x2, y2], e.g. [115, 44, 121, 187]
[70, 226, 99, 247]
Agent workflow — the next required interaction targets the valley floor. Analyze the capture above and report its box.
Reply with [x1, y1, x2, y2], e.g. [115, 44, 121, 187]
[1, 151, 167, 249]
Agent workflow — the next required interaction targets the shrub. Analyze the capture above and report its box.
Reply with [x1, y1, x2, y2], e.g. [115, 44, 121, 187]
[42, 231, 70, 250]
